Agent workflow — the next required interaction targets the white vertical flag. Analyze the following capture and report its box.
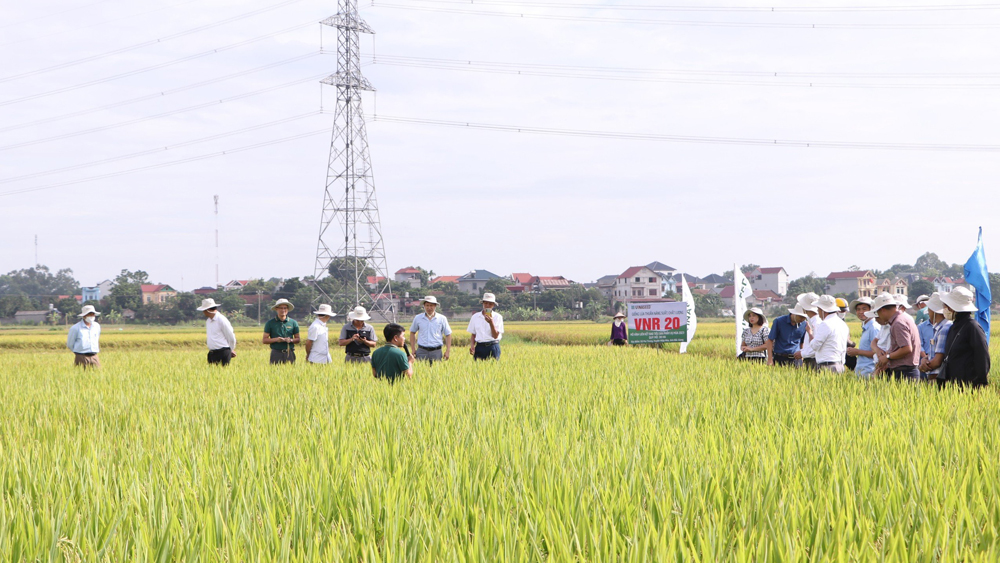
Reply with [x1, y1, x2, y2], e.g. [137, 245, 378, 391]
[679, 274, 697, 354]
[733, 264, 753, 356]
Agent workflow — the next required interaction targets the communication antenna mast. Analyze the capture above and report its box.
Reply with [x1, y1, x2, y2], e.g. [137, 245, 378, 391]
[214, 195, 220, 290]
[313, 0, 394, 321]
[34, 234, 38, 266]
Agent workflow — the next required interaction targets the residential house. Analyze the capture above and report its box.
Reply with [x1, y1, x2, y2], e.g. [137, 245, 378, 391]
[675, 274, 705, 293]
[929, 276, 969, 294]
[366, 276, 387, 291]
[80, 286, 101, 303]
[613, 266, 661, 301]
[430, 275, 460, 285]
[224, 280, 250, 292]
[877, 278, 908, 297]
[748, 267, 789, 297]
[394, 267, 422, 289]
[825, 270, 877, 298]
[508, 273, 535, 294]
[193, 287, 217, 296]
[594, 274, 618, 298]
[718, 287, 784, 309]
[701, 274, 729, 285]
[457, 270, 501, 295]
[14, 310, 51, 323]
[646, 262, 678, 296]
[141, 284, 178, 305]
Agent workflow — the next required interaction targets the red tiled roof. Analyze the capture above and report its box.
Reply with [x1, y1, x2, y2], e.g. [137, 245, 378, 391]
[141, 284, 168, 293]
[431, 275, 461, 284]
[395, 267, 421, 274]
[827, 271, 870, 280]
[691, 289, 711, 296]
[758, 267, 785, 274]
[719, 286, 735, 298]
[366, 276, 386, 284]
[617, 266, 648, 279]
[753, 289, 782, 300]
[511, 273, 534, 284]
[538, 276, 571, 287]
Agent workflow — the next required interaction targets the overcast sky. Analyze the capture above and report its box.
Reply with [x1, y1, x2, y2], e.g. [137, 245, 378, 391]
[2, 0, 1000, 289]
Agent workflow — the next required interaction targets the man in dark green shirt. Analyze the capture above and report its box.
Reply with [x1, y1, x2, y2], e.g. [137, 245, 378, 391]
[371, 323, 413, 383]
[262, 298, 300, 364]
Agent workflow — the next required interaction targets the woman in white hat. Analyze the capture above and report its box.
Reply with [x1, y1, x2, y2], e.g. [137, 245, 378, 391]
[262, 298, 300, 364]
[739, 307, 769, 363]
[198, 298, 237, 366]
[66, 305, 102, 368]
[305, 304, 335, 364]
[938, 287, 990, 388]
[337, 305, 377, 363]
[467, 293, 504, 360]
[608, 312, 628, 346]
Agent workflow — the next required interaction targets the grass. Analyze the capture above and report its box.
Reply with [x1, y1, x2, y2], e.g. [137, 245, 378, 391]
[1, 321, 999, 561]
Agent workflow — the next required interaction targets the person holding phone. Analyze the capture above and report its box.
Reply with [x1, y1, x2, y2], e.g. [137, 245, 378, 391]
[338, 305, 378, 363]
[262, 299, 300, 365]
[468, 292, 504, 360]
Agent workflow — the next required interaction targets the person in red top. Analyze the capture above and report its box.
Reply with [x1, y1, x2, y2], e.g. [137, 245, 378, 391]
[871, 293, 921, 380]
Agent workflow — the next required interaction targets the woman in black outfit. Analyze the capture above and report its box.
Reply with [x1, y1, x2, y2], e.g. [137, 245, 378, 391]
[940, 287, 990, 389]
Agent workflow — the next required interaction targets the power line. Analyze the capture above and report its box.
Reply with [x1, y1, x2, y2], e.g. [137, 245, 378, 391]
[0, 52, 322, 134]
[0, 73, 328, 151]
[372, 3, 1000, 29]
[0, 21, 316, 107]
[0, 0, 309, 84]
[369, 54, 1000, 89]
[0, 112, 322, 185]
[0, 128, 330, 198]
[370, 114, 1000, 152]
[394, 0, 1000, 13]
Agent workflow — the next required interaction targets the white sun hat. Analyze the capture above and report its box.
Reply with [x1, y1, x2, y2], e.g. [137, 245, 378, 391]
[894, 294, 911, 309]
[925, 292, 946, 315]
[940, 286, 978, 313]
[849, 296, 873, 316]
[78, 304, 101, 317]
[797, 292, 819, 312]
[313, 304, 335, 316]
[481, 292, 497, 304]
[787, 304, 809, 318]
[271, 298, 294, 311]
[743, 307, 766, 323]
[347, 305, 371, 321]
[868, 293, 898, 316]
[914, 294, 931, 305]
[420, 295, 440, 305]
[814, 295, 840, 314]
[196, 298, 220, 311]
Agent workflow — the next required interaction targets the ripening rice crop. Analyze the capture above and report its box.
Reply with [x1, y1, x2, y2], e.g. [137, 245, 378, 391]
[1, 323, 999, 561]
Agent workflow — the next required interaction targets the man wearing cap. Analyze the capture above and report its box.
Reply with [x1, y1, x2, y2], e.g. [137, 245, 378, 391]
[835, 297, 858, 371]
[912, 294, 930, 325]
[766, 304, 808, 367]
[338, 306, 378, 363]
[66, 304, 102, 368]
[409, 296, 452, 365]
[198, 298, 237, 366]
[468, 292, 504, 360]
[939, 287, 990, 388]
[608, 312, 628, 346]
[870, 293, 921, 380]
[804, 295, 850, 373]
[262, 298, 300, 365]
[794, 293, 820, 369]
[918, 293, 952, 384]
[305, 304, 334, 364]
[847, 297, 879, 378]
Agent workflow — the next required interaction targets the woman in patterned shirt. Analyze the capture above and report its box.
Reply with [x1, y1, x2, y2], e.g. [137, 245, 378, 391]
[740, 307, 770, 363]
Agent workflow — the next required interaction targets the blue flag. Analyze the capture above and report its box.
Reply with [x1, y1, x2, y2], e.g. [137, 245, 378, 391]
[963, 227, 991, 343]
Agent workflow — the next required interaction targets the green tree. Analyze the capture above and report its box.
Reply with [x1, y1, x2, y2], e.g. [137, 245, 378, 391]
[327, 257, 375, 286]
[989, 273, 1000, 305]
[0, 265, 80, 306]
[0, 294, 32, 317]
[785, 276, 828, 304]
[914, 252, 948, 274]
[484, 277, 510, 295]
[908, 279, 936, 299]
[694, 293, 724, 318]
[273, 278, 305, 301]
[109, 269, 149, 311]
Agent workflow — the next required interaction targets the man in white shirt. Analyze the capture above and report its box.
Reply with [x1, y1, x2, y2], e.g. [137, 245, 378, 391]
[306, 304, 334, 364]
[794, 292, 820, 368]
[806, 295, 850, 373]
[409, 295, 452, 365]
[467, 292, 504, 360]
[198, 298, 237, 366]
[66, 305, 102, 368]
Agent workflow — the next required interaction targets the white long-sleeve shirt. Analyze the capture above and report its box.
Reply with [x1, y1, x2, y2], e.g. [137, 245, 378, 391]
[807, 314, 850, 364]
[801, 314, 820, 358]
[206, 313, 237, 351]
[66, 320, 100, 354]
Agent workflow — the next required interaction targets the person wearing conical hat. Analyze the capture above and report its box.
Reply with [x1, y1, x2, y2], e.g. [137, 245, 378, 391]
[198, 298, 236, 366]
[66, 305, 102, 368]
[608, 312, 628, 346]
[306, 304, 335, 364]
[262, 298, 300, 365]
[338, 305, 377, 363]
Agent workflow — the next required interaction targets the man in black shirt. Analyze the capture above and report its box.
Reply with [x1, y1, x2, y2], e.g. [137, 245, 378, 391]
[338, 305, 378, 363]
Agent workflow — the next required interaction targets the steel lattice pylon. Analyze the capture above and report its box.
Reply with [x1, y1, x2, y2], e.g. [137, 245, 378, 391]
[314, 0, 395, 321]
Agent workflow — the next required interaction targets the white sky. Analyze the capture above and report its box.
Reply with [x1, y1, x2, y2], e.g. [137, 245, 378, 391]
[2, 0, 999, 289]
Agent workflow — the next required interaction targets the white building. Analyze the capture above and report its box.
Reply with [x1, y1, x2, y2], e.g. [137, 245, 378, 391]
[613, 266, 661, 301]
[748, 267, 789, 297]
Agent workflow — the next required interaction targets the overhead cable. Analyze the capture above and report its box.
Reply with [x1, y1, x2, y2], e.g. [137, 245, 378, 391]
[370, 114, 1000, 152]
[0, 0, 309, 83]
[395, 0, 1000, 13]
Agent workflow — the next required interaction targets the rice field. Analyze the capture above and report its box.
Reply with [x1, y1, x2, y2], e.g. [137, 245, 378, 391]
[2, 321, 1000, 561]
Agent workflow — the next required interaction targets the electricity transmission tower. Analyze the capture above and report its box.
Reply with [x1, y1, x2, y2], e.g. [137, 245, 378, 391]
[313, 0, 394, 321]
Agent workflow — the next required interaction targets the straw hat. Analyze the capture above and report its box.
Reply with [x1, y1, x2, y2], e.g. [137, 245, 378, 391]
[849, 296, 873, 315]
[196, 298, 220, 311]
[78, 304, 101, 317]
[613, 312, 626, 319]
[481, 292, 497, 304]
[271, 298, 294, 311]
[940, 287, 978, 313]
[420, 295, 440, 305]
[925, 292, 946, 315]
[797, 292, 818, 313]
[313, 304, 334, 317]
[743, 307, 766, 324]
[347, 305, 371, 321]
[815, 295, 840, 314]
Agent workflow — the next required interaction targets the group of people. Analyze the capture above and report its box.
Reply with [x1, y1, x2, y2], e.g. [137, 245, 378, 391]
[64, 292, 508, 383]
[743, 288, 990, 388]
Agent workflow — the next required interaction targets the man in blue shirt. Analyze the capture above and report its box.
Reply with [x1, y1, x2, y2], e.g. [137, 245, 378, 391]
[846, 297, 879, 378]
[914, 295, 935, 379]
[409, 296, 452, 365]
[66, 305, 102, 368]
[918, 293, 952, 383]
[766, 304, 808, 366]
